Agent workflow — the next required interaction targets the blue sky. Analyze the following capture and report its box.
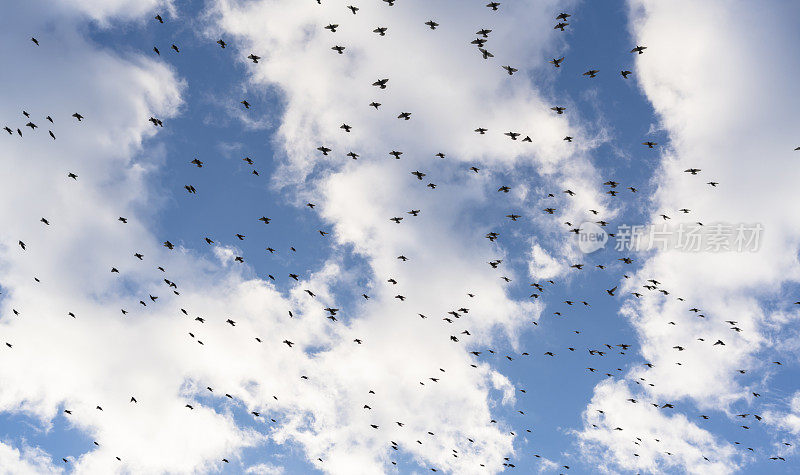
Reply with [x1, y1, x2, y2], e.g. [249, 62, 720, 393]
[1, 0, 799, 474]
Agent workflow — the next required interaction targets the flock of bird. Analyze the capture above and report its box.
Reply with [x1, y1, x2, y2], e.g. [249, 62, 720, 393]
[4, 1, 797, 473]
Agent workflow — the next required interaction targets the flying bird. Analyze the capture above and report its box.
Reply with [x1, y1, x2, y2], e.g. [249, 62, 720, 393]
[502, 65, 518, 75]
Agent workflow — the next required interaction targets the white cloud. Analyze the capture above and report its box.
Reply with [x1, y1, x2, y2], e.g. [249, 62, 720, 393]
[212, 244, 239, 266]
[209, 0, 613, 471]
[0, 2, 268, 473]
[0, 0, 614, 474]
[53, 0, 170, 25]
[14, 0, 784, 472]
[578, 0, 800, 471]
[763, 391, 800, 436]
[0, 442, 62, 475]
[534, 456, 558, 473]
[578, 380, 742, 474]
[245, 462, 285, 475]
[529, 242, 567, 280]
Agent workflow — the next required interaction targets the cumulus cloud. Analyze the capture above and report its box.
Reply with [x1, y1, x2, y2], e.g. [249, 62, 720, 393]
[578, 380, 742, 474]
[0, 0, 613, 474]
[15, 0, 794, 473]
[208, 0, 617, 471]
[577, 0, 800, 471]
[0, 442, 62, 475]
[0, 3, 270, 472]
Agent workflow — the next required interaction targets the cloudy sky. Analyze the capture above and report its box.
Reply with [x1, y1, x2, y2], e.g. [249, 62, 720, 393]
[1, 0, 799, 473]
